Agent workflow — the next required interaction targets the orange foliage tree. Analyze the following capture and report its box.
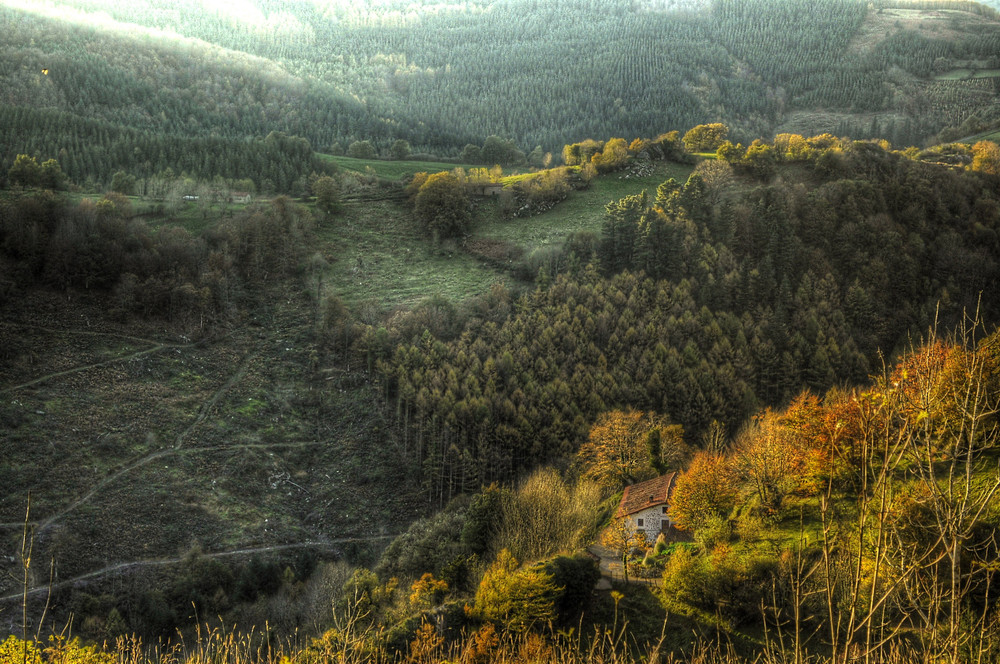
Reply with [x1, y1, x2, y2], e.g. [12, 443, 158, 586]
[733, 410, 801, 512]
[601, 514, 649, 583]
[668, 451, 739, 531]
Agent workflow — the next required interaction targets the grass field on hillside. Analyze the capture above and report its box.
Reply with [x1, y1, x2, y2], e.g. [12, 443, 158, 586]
[480, 161, 694, 249]
[934, 68, 1000, 81]
[316, 200, 509, 311]
[319, 154, 475, 181]
[316, 160, 694, 311]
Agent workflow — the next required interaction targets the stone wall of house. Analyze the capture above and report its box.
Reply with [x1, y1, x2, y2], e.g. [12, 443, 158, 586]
[628, 505, 672, 543]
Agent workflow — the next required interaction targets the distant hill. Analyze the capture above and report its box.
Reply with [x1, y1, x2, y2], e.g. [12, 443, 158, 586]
[1, 0, 999, 190]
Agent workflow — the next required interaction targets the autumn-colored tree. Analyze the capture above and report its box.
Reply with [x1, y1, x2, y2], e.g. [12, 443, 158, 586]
[733, 410, 800, 511]
[577, 410, 684, 490]
[409, 572, 448, 608]
[474, 549, 562, 631]
[0, 635, 41, 664]
[668, 451, 739, 531]
[460, 623, 500, 664]
[405, 171, 429, 201]
[715, 140, 745, 163]
[494, 468, 601, 563]
[969, 140, 999, 175]
[682, 123, 728, 153]
[408, 620, 444, 664]
[773, 133, 812, 162]
[601, 514, 649, 583]
[743, 139, 778, 179]
[591, 137, 629, 173]
[780, 390, 835, 490]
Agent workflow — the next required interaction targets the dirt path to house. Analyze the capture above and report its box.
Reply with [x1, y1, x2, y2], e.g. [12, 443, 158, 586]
[587, 542, 660, 587]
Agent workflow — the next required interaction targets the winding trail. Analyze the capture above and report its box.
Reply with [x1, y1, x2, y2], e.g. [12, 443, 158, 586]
[0, 344, 176, 395]
[0, 535, 399, 605]
[2, 305, 385, 610]
[34, 348, 258, 534]
[172, 348, 256, 449]
[0, 323, 230, 396]
[0, 322, 188, 347]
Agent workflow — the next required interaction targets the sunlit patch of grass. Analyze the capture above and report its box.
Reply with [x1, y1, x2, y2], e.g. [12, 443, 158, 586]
[318, 154, 475, 181]
[479, 161, 694, 251]
[934, 68, 1000, 81]
[317, 199, 503, 311]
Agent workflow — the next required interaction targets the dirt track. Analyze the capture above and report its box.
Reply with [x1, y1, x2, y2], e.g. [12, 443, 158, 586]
[0, 535, 402, 605]
[1, 289, 421, 612]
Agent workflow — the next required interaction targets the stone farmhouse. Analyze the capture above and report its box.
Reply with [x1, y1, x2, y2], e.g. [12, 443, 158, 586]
[616, 472, 677, 543]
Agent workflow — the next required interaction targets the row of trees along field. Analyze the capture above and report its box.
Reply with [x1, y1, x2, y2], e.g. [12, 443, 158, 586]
[4, 0, 999, 183]
[373, 135, 999, 505]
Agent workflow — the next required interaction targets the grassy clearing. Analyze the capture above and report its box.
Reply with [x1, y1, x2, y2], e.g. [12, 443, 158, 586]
[319, 153, 535, 182]
[962, 128, 1000, 144]
[317, 199, 506, 311]
[934, 68, 1000, 80]
[317, 160, 693, 311]
[318, 154, 476, 181]
[479, 161, 694, 251]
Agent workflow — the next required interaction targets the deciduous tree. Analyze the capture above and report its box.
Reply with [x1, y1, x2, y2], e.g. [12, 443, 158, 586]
[313, 175, 340, 215]
[474, 549, 562, 631]
[683, 123, 729, 153]
[414, 172, 470, 241]
[577, 409, 682, 489]
[8, 154, 41, 187]
[347, 140, 376, 159]
[601, 515, 648, 584]
[970, 140, 1000, 175]
[669, 451, 739, 531]
[390, 139, 412, 161]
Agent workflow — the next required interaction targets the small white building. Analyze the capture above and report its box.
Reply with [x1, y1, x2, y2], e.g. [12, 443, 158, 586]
[616, 473, 677, 544]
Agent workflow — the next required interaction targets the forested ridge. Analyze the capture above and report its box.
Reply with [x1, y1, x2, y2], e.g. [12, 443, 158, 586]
[3, 0, 1000, 192]
[378, 135, 1000, 504]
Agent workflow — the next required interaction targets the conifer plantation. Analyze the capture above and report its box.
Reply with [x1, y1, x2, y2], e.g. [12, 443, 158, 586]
[2, 1, 1000, 663]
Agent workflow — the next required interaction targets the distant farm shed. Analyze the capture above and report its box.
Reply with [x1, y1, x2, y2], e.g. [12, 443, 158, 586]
[616, 473, 677, 543]
[469, 182, 504, 197]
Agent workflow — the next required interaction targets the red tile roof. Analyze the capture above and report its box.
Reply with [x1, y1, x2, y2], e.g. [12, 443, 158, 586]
[617, 473, 677, 517]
